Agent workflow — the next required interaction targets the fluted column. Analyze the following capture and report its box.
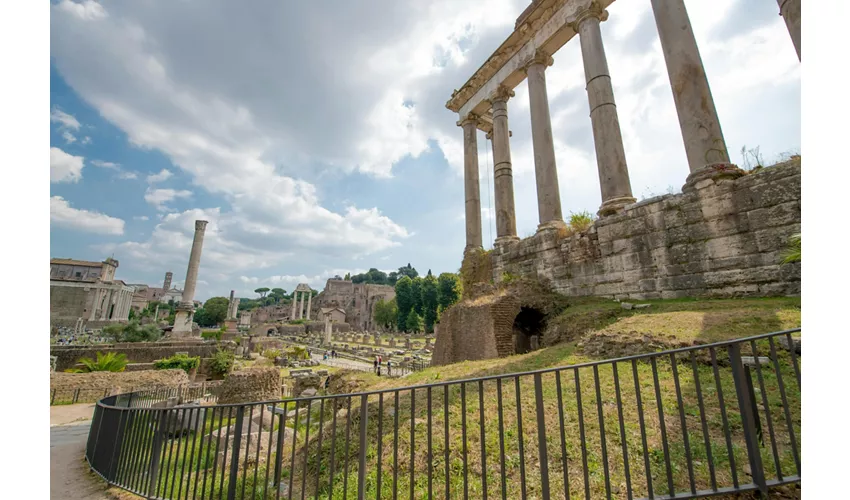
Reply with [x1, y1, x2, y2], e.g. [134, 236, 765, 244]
[777, 0, 801, 61]
[458, 113, 483, 251]
[650, 0, 733, 178]
[291, 292, 298, 319]
[179, 220, 209, 308]
[306, 292, 312, 320]
[227, 290, 236, 320]
[488, 85, 519, 245]
[298, 292, 304, 319]
[573, 3, 636, 216]
[524, 50, 566, 230]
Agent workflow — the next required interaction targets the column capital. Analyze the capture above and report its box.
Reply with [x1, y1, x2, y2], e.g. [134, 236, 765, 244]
[194, 220, 209, 231]
[570, 2, 609, 30]
[456, 112, 481, 128]
[487, 85, 515, 104]
[522, 49, 554, 72]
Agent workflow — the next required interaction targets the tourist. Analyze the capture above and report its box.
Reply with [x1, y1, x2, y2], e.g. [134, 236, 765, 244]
[377, 365, 381, 377]
[373, 358, 378, 373]
[387, 360, 392, 376]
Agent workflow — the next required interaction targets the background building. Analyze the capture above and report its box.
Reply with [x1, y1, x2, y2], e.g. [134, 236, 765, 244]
[50, 257, 135, 327]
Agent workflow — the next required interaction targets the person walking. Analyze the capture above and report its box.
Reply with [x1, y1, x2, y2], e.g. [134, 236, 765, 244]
[373, 358, 378, 374]
[387, 360, 392, 377]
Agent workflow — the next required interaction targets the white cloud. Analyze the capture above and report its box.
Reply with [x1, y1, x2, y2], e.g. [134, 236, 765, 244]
[144, 187, 192, 211]
[57, 0, 108, 21]
[133, 215, 150, 221]
[146, 168, 173, 183]
[50, 108, 81, 130]
[62, 130, 77, 144]
[50, 147, 85, 183]
[118, 171, 138, 180]
[50, 196, 125, 235]
[91, 159, 120, 169]
[82, 136, 92, 145]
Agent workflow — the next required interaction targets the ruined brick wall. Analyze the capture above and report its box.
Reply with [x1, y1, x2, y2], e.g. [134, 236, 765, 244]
[313, 279, 394, 330]
[50, 369, 189, 393]
[492, 160, 801, 299]
[50, 285, 96, 320]
[51, 343, 224, 371]
[217, 367, 281, 404]
[432, 293, 520, 366]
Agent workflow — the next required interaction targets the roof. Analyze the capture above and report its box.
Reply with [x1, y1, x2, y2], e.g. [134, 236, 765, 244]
[50, 258, 103, 267]
[321, 307, 346, 314]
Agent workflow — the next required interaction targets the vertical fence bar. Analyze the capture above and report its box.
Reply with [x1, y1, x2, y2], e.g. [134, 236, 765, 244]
[651, 356, 674, 497]
[444, 384, 450, 500]
[73, 388, 80, 404]
[51, 389, 56, 405]
[314, 399, 325, 500]
[768, 336, 801, 475]
[226, 406, 245, 500]
[631, 360, 653, 499]
[750, 342, 783, 481]
[342, 397, 352, 500]
[514, 376, 527, 499]
[728, 344, 768, 496]
[612, 363, 632, 499]
[147, 410, 168, 499]
[377, 394, 383, 500]
[478, 379, 488, 500]
[428, 386, 434, 500]
[461, 383, 469, 500]
[670, 352, 696, 494]
[689, 353, 717, 492]
[593, 365, 612, 499]
[327, 400, 337, 498]
[555, 371, 570, 500]
[393, 391, 400, 500]
[496, 378, 506, 500]
[410, 388, 416, 500]
[301, 401, 313, 499]
[533, 373, 550, 499]
[784, 332, 801, 385]
[575, 369, 590, 500]
[358, 393, 369, 500]
[289, 402, 302, 500]
[710, 347, 738, 489]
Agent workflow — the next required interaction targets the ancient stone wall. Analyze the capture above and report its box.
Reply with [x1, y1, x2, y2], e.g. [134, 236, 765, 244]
[313, 279, 395, 330]
[491, 161, 801, 299]
[50, 369, 189, 393]
[51, 342, 224, 371]
[217, 367, 281, 404]
[432, 292, 520, 366]
[50, 285, 96, 320]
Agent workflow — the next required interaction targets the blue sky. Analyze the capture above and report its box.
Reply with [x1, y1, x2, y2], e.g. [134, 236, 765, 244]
[49, 0, 800, 302]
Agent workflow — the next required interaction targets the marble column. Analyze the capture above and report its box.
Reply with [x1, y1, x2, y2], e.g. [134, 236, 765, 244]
[306, 292, 312, 320]
[89, 288, 100, 320]
[227, 290, 235, 319]
[650, 0, 732, 176]
[179, 220, 208, 308]
[573, 4, 636, 216]
[777, 0, 801, 61]
[488, 85, 520, 245]
[297, 292, 304, 319]
[100, 289, 113, 320]
[291, 292, 298, 319]
[459, 113, 483, 251]
[524, 50, 566, 230]
[172, 220, 208, 336]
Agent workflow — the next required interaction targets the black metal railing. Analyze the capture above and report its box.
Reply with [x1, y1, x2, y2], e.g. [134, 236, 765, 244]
[51, 381, 224, 406]
[86, 329, 801, 499]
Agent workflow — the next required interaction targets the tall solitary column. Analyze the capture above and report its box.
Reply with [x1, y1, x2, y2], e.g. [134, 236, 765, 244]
[172, 220, 209, 337]
[524, 50, 566, 230]
[306, 292, 312, 320]
[489, 85, 520, 245]
[227, 290, 236, 319]
[459, 113, 483, 251]
[777, 0, 801, 61]
[650, 0, 734, 181]
[573, 4, 636, 216]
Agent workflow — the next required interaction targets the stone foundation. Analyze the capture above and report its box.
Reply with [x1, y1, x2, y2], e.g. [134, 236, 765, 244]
[51, 342, 227, 371]
[217, 367, 281, 404]
[491, 160, 801, 299]
[50, 369, 189, 393]
[435, 160, 801, 365]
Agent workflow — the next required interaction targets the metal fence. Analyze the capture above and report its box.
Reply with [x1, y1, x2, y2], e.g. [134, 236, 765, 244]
[51, 381, 223, 406]
[86, 329, 800, 499]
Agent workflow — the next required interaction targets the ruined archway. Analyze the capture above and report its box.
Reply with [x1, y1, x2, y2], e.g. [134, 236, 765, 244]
[512, 306, 545, 355]
[266, 327, 278, 336]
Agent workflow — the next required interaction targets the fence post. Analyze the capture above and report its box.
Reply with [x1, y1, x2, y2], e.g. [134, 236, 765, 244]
[147, 410, 169, 498]
[73, 388, 80, 404]
[51, 389, 56, 406]
[227, 406, 245, 500]
[534, 373, 551, 498]
[358, 393, 368, 500]
[728, 344, 768, 496]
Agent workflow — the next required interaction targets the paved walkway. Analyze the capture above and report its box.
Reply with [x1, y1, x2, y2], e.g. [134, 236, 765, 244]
[50, 404, 128, 499]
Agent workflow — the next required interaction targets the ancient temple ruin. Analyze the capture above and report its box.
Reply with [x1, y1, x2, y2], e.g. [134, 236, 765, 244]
[434, 0, 802, 366]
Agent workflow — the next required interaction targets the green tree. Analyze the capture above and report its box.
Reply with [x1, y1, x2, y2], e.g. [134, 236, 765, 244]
[374, 298, 398, 331]
[387, 271, 399, 286]
[397, 263, 418, 280]
[269, 288, 287, 303]
[405, 309, 422, 333]
[410, 277, 423, 316]
[254, 287, 270, 298]
[395, 276, 413, 331]
[437, 272, 462, 309]
[203, 297, 230, 325]
[66, 352, 128, 373]
[344, 272, 351, 280]
[421, 273, 439, 333]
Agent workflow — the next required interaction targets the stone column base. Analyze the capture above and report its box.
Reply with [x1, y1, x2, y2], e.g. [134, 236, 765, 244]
[597, 196, 637, 217]
[224, 319, 238, 333]
[494, 235, 521, 247]
[536, 219, 568, 234]
[171, 310, 196, 337]
[682, 162, 746, 192]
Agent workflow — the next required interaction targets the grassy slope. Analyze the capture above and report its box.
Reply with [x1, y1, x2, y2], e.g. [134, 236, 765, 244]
[140, 297, 801, 499]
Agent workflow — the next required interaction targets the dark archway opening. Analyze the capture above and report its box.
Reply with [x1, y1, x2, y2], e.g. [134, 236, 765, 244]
[267, 328, 277, 336]
[513, 307, 546, 355]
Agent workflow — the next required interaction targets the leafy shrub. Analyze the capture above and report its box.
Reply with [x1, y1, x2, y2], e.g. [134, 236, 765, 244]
[263, 348, 281, 360]
[102, 321, 162, 343]
[568, 210, 594, 233]
[202, 329, 222, 341]
[210, 349, 235, 376]
[66, 352, 128, 373]
[289, 319, 307, 325]
[287, 346, 310, 360]
[153, 353, 200, 373]
[781, 233, 801, 264]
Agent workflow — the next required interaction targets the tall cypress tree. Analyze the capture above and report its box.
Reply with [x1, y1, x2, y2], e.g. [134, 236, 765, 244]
[395, 276, 413, 331]
[421, 273, 439, 333]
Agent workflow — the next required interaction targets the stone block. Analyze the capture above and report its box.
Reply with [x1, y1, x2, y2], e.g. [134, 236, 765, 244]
[704, 234, 759, 260]
[753, 224, 800, 253]
[746, 201, 801, 231]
